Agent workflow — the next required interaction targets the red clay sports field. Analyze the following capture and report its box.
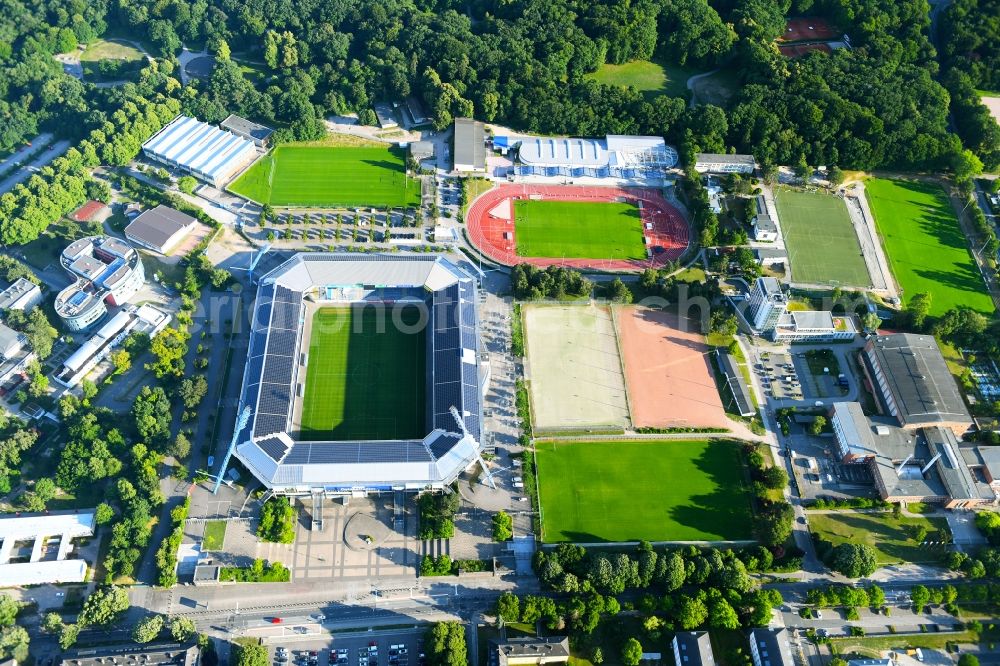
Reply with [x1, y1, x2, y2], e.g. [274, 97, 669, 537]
[466, 184, 690, 271]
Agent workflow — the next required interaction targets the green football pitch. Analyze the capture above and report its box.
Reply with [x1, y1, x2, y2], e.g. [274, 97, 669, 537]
[867, 178, 994, 316]
[535, 439, 754, 542]
[774, 188, 870, 287]
[514, 199, 646, 260]
[299, 306, 426, 441]
[229, 145, 421, 208]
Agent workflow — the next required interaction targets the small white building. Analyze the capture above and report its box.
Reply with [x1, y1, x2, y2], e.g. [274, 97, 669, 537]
[0, 279, 42, 312]
[0, 511, 95, 586]
[771, 310, 857, 342]
[0, 325, 26, 360]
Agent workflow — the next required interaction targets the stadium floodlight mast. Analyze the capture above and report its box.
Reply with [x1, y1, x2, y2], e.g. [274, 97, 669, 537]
[449, 405, 496, 490]
[212, 405, 252, 495]
[230, 242, 272, 285]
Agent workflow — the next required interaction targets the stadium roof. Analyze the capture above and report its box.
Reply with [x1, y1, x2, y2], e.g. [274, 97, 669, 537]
[696, 153, 756, 166]
[233, 253, 484, 493]
[717, 349, 754, 417]
[143, 115, 258, 183]
[864, 333, 971, 428]
[519, 137, 608, 167]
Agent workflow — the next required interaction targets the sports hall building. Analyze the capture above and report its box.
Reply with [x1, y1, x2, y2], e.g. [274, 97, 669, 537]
[142, 115, 260, 187]
[496, 134, 678, 183]
[232, 253, 487, 496]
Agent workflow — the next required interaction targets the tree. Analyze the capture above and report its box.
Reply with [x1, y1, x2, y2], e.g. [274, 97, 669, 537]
[621, 638, 643, 666]
[676, 596, 708, 629]
[862, 312, 882, 332]
[236, 643, 269, 666]
[0, 595, 17, 627]
[170, 433, 191, 460]
[911, 584, 930, 612]
[906, 293, 933, 330]
[709, 598, 741, 629]
[831, 543, 879, 578]
[169, 616, 196, 642]
[79, 587, 130, 627]
[178, 176, 197, 194]
[492, 511, 513, 542]
[951, 149, 984, 183]
[0, 625, 28, 662]
[425, 622, 467, 666]
[609, 278, 633, 304]
[133, 614, 164, 643]
[257, 497, 295, 543]
[147, 327, 189, 378]
[958, 655, 980, 666]
[178, 376, 208, 409]
[42, 612, 64, 634]
[495, 592, 519, 623]
[591, 647, 604, 665]
[761, 465, 788, 490]
[59, 623, 79, 650]
[810, 416, 827, 436]
[132, 386, 172, 442]
[95, 502, 115, 525]
[828, 166, 845, 186]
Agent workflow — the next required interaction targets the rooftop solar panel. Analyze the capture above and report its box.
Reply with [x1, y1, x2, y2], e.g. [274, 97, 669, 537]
[254, 412, 286, 438]
[258, 382, 291, 417]
[256, 435, 290, 462]
[262, 353, 295, 385]
[270, 301, 301, 330]
[428, 432, 462, 459]
[266, 329, 296, 357]
[434, 326, 460, 351]
[274, 285, 299, 303]
[434, 381, 462, 414]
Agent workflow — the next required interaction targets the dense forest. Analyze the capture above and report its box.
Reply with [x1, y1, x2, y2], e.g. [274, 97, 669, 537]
[0, 0, 996, 174]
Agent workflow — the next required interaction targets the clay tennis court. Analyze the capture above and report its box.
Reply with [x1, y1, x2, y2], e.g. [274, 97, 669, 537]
[523, 304, 630, 431]
[467, 183, 689, 271]
[616, 306, 730, 429]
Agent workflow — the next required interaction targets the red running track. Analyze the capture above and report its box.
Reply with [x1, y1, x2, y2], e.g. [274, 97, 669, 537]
[466, 183, 690, 271]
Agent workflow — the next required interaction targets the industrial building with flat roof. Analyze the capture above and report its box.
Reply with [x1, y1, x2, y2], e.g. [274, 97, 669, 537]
[772, 310, 856, 342]
[0, 511, 94, 586]
[862, 333, 973, 435]
[125, 205, 198, 254]
[55, 236, 145, 331]
[142, 115, 260, 188]
[454, 118, 486, 172]
[232, 253, 487, 495]
[54, 304, 170, 388]
[220, 114, 273, 148]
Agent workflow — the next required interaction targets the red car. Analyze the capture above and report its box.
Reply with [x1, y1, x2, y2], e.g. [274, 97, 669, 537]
[270, 617, 283, 624]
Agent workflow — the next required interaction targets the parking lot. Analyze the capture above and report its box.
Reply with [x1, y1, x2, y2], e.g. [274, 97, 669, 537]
[756, 351, 804, 400]
[269, 628, 426, 666]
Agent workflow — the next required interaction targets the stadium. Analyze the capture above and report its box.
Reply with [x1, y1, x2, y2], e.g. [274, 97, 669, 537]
[497, 134, 679, 183]
[232, 253, 487, 496]
[466, 184, 689, 271]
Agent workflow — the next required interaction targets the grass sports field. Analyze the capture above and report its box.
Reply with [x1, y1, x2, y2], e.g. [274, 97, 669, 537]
[774, 189, 870, 287]
[515, 199, 645, 260]
[867, 178, 994, 316]
[300, 305, 425, 441]
[535, 439, 753, 542]
[584, 59, 696, 99]
[229, 144, 420, 208]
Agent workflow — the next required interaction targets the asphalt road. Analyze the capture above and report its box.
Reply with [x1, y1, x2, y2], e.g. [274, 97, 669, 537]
[0, 138, 72, 195]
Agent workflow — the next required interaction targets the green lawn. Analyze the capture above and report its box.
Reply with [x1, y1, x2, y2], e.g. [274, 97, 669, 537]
[229, 144, 421, 208]
[867, 178, 994, 316]
[807, 511, 950, 564]
[774, 188, 870, 287]
[535, 439, 754, 542]
[202, 520, 227, 551]
[514, 199, 646, 260]
[585, 59, 696, 98]
[79, 39, 145, 81]
[300, 305, 426, 441]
